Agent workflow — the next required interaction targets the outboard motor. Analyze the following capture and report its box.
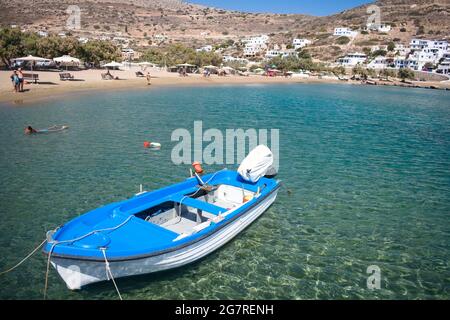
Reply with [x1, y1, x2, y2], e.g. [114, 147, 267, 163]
[238, 145, 277, 183]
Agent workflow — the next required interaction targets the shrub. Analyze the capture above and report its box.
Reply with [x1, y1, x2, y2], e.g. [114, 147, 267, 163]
[336, 36, 351, 45]
[398, 68, 415, 81]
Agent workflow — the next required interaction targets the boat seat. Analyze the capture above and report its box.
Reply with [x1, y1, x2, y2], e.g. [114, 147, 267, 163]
[172, 195, 227, 216]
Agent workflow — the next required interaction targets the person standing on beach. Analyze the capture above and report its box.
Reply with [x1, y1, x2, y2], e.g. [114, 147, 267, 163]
[10, 70, 19, 93]
[146, 72, 151, 85]
[17, 68, 24, 92]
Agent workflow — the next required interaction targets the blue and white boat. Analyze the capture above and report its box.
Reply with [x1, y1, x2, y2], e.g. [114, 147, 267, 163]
[44, 146, 280, 289]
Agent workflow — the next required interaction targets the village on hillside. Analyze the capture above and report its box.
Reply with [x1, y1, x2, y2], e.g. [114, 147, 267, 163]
[5, 17, 450, 79]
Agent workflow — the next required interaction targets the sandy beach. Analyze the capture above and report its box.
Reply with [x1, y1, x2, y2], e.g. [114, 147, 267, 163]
[1, 67, 449, 105]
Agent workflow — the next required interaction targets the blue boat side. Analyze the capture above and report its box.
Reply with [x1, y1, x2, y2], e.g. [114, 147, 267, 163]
[43, 170, 280, 261]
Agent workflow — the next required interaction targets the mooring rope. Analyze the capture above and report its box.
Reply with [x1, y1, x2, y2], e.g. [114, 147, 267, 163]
[0, 238, 48, 276]
[0, 171, 225, 296]
[101, 248, 123, 300]
[44, 242, 57, 300]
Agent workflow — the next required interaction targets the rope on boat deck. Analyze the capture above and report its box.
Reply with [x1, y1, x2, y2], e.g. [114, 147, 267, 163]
[101, 248, 123, 300]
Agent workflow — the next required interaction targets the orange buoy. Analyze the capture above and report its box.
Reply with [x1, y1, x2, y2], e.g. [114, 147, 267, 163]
[143, 141, 151, 148]
[192, 162, 204, 174]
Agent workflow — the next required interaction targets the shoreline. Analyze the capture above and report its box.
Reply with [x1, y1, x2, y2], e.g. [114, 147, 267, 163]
[1, 69, 449, 105]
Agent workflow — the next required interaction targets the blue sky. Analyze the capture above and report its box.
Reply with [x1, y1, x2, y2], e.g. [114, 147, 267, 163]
[189, 0, 373, 16]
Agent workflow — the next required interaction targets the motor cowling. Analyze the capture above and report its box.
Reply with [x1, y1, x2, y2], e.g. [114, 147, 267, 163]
[238, 145, 277, 183]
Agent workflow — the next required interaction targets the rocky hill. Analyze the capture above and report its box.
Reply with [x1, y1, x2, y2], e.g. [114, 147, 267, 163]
[0, 0, 449, 62]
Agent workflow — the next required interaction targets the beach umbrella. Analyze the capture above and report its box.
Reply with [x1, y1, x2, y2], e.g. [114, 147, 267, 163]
[138, 62, 154, 67]
[53, 55, 80, 70]
[13, 55, 51, 75]
[203, 65, 218, 69]
[138, 61, 155, 70]
[222, 66, 236, 74]
[103, 61, 123, 69]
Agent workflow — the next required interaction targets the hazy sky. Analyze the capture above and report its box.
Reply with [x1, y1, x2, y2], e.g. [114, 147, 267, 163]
[189, 0, 373, 16]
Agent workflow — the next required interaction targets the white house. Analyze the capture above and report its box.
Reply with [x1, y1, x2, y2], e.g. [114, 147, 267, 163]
[242, 35, 269, 46]
[78, 37, 89, 44]
[121, 48, 136, 61]
[437, 53, 450, 74]
[222, 55, 249, 64]
[37, 31, 48, 37]
[337, 52, 367, 66]
[394, 56, 409, 69]
[334, 27, 358, 38]
[265, 50, 282, 59]
[154, 34, 168, 42]
[371, 45, 388, 53]
[242, 35, 269, 57]
[410, 39, 449, 51]
[366, 23, 391, 33]
[367, 56, 391, 69]
[196, 45, 213, 53]
[265, 49, 298, 59]
[409, 48, 446, 70]
[394, 43, 410, 56]
[293, 38, 311, 50]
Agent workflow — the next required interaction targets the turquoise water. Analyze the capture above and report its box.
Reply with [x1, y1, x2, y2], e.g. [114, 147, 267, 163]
[0, 83, 449, 300]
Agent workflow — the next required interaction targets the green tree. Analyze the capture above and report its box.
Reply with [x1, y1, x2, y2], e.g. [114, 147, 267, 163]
[387, 42, 395, 52]
[0, 27, 27, 67]
[352, 65, 369, 79]
[332, 66, 346, 76]
[397, 68, 415, 81]
[78, 40, 120, 67]
[336, 36, 351, 45]
[380, 68, 396, 78]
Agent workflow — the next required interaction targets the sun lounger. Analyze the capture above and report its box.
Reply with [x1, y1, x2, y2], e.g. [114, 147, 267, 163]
[59, 73, 75, 81]
[22, 73, 39, 84]
[101, 73, 119, 80]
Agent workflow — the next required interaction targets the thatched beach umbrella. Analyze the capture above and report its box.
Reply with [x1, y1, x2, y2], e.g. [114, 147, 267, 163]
[13, 55, 51, 75]
[103, 61, 123, 70]
[53, 55, 80, 70]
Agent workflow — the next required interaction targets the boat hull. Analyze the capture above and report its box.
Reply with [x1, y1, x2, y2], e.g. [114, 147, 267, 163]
[51, 189, 278, 289]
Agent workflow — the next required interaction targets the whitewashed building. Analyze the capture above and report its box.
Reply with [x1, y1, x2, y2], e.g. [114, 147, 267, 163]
[222, 55, 249, 64]
[78, 37, 89, 44]
[366, 23, 391, 33]
[196, 45, 213, 53]
[154, 34, 168, 42]
[337, 52, 367, 66]
[37, 31, 48, 37]
[367, 56, 392, 69]
[243, 35, 269, 57]
[410, 39, 449, 51]
[394, 44, 410, 56]
[293, 38, 311, 50]
[334, 27, 358, 38]
[437, 53, 450, 74]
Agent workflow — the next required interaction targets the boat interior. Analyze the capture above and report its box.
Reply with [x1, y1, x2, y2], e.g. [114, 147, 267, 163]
[134, 184, 259, 238]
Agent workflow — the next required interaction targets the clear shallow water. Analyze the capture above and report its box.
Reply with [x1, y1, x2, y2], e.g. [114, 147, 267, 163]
[0, 83, 449, 300]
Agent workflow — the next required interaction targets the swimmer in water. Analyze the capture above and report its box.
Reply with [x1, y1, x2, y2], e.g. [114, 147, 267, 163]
[24, 126, 38, 135]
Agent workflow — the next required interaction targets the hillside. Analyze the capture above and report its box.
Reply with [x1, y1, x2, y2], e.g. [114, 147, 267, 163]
[0, 0, 449, 62]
